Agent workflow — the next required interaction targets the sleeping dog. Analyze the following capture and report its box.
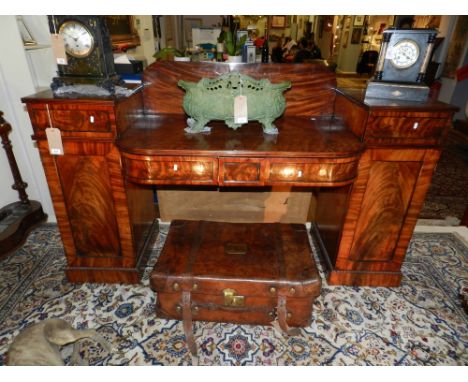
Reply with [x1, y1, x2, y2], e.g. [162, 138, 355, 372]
[6, 318, 112, 365]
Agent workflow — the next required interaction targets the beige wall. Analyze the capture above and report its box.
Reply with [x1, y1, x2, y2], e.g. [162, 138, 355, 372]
[0, 16, 55, 221]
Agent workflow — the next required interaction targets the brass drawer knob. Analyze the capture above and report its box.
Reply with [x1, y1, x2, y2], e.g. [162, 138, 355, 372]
[173, 282, 180, 291]
[192, 283, 199, 291]
[287, 312, 292, 319]
[289, 287, 296, 295]
[192, 306, 199, 315]
[175, 305, 182, 313]
[269, 287, 276, 294]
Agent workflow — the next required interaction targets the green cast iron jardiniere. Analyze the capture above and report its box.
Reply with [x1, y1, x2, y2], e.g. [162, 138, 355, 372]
[178, 72, 291, 135]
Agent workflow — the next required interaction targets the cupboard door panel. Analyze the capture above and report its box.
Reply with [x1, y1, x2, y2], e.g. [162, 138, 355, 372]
[348, 160, 421, 263]
[56, 155, 121, 257]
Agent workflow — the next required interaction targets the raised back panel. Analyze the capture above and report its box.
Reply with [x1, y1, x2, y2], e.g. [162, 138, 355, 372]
[143, 62, 337, 117]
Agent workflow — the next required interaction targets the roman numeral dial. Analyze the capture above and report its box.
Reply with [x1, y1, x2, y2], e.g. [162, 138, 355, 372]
[59, 21, 94, 58]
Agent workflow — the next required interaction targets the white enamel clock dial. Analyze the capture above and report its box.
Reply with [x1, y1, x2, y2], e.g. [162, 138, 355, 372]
[390, 39, 420, 69]
[59, 21, 94, 58]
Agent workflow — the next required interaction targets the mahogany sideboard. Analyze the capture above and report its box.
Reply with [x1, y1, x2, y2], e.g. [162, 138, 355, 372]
[22, 62, 457, 286]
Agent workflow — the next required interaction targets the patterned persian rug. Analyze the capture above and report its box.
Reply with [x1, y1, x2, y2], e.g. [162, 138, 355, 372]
[419, 130, 468, 221]
[0, 223, 467, 366]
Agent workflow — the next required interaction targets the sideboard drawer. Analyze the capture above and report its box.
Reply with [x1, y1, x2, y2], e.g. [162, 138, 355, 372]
[219, 158, 265, 186]
[366, 116, 447, 141]
[267, 159, 358, 186]
[123, 156, 218, 185]
[29, 106, 112, 133]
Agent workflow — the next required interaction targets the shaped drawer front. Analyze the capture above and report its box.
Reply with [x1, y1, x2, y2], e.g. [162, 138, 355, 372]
[366, 116, 447, 141]
[29, 105, 112, 133]
[219, 158, 265, 186]
[123, 155, 218, 185]
[267, 158, 358, 186]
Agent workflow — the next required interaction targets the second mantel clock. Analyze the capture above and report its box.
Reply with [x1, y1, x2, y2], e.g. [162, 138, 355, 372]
[365, 28, 437, 102]
[48, 15, 122, 93]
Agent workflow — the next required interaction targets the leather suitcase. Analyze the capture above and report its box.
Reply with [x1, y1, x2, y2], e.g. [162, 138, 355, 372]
[150, 220, 321, 356]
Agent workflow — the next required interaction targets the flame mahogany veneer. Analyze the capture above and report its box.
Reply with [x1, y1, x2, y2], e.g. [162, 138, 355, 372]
[22, 62, 457, 286]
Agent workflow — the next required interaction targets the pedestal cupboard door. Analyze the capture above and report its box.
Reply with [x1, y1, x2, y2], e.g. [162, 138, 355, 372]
[348, 160, 420, 262]
[336, 148, 440, 273]
[55, 154, 121, 257]
[37, 140, 137, 270]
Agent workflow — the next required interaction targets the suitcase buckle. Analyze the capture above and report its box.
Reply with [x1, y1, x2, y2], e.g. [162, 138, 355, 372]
[223, 288, 245, 307]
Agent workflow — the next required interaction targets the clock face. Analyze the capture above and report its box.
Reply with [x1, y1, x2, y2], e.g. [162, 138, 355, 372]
[390, 39, 420, 69]
[59, 21, 94, 58]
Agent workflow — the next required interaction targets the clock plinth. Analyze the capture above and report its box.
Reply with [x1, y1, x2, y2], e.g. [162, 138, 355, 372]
[365, 81, 430, 102]
[51, 74, 124, 94]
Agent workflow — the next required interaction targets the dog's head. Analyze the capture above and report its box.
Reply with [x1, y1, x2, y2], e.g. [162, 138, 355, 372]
[43, 319, 81, 346]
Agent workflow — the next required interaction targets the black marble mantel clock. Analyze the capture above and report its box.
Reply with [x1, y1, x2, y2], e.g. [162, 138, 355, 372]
[48, 15, 122, 93]
[365, 28, 437, 102]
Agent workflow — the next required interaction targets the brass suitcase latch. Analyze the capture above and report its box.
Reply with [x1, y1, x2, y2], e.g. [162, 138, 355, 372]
[223, 288, 245, 307]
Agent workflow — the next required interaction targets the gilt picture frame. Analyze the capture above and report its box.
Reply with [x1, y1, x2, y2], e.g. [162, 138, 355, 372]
[354, 16, 365, 27]
[105, 16, 140, 50]
[270, 16, 288, 29]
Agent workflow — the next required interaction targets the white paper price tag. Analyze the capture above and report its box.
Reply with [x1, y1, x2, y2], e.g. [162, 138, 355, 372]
[45, 127, 64, 156]
[234, 95, 248, 124]
[51, 34, 68, 65]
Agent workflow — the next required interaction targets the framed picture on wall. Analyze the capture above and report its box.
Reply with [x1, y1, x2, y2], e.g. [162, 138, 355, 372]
[351, 28, 363, 44]
[105, 16, 140, 49]
[270, 16, 287, 29]
[354, 16, 365, 27]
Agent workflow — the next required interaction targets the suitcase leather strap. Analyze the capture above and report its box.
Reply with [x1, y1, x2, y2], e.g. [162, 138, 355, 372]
[275, 224, 300, 336]
[180, 222, 205, 358]
[182, 291, 197, 357]
[277, 295, 301, 336]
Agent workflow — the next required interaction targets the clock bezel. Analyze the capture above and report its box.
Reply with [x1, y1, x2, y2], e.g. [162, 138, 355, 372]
[390, 39, 420, 70]
[59, 20, 95, 58]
